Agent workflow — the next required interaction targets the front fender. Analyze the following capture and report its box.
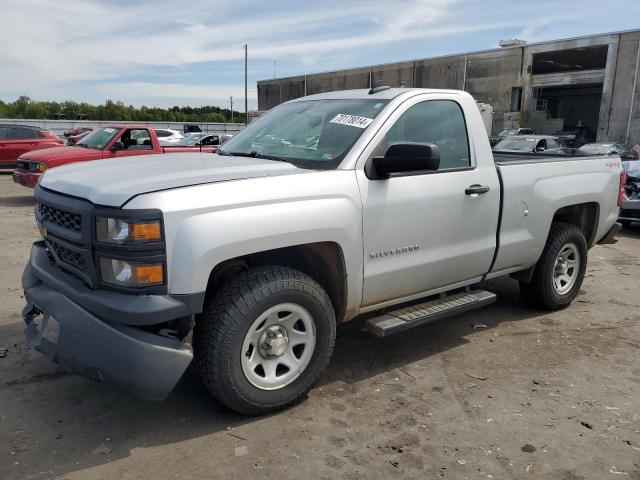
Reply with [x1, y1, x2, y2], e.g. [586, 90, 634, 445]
[125, 170, 364, 313]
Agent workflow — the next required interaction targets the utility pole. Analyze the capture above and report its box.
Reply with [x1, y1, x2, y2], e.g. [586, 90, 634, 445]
[244, 43, 248, 125]
[230, 96, 234, 123]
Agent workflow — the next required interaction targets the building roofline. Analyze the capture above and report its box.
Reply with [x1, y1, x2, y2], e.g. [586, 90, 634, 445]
[258, 27, 640, 84]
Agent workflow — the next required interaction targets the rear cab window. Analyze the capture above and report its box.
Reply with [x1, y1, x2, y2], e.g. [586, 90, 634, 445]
[123, 129, 153, 150]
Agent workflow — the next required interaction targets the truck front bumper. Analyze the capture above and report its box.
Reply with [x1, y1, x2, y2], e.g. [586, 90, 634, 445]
[13, 170, 41, 188]
[22, 243, 198, 401]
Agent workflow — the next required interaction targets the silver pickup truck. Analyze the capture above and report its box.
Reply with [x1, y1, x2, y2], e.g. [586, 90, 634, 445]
[22, 88, 624, 415]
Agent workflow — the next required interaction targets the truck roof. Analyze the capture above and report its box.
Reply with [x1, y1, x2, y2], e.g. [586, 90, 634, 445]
[294, 87, 467, 102]
[102, 124, 153, 129]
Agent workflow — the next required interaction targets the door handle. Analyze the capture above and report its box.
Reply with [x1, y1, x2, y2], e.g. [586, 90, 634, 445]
[465, 184, 490, 195]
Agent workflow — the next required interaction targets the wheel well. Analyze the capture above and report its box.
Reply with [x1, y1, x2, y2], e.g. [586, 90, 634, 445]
[552, 202, 599, 246]
[205, 242, 348, 322]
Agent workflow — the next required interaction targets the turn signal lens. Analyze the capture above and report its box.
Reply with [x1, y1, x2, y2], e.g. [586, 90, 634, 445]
[129, 222, 162, 241]
[132, 264, 164, 284]
[99, 257, 164, 287]
[96, 217, 162, 244]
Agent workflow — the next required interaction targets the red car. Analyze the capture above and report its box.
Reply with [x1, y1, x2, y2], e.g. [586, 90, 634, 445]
[0, 124, 64, 168]
[13, 124, 217, 188]
[63, 127, 93, 138]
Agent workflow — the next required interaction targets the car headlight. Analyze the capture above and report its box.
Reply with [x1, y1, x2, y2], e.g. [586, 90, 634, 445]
[99, 257, 164, 287]
[36, 162, 47, 173]
[95, 217, 162, 244]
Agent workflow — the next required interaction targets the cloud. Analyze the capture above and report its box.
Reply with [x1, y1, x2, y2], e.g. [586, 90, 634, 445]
[0, 0, 639, 108]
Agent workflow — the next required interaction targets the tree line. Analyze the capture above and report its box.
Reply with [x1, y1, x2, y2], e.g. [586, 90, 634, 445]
[0, 96, 246, 123]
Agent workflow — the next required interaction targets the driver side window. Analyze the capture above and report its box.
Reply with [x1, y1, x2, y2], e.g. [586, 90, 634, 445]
[383, 100, 471, 170]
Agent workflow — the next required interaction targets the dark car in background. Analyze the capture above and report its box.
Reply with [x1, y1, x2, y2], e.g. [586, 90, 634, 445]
[493, 135, 568, 154]
[555, 124, 595, 147]
[0, 124, 64, 168]
[489, 127, 536, 147]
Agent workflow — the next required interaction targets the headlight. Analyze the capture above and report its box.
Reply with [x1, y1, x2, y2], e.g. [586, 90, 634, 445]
[36, 162, 47, 173]
[95, 217, 162, 244]
[99, 257, 164, 287]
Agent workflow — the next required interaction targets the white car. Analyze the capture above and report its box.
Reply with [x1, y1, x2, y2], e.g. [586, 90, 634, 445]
[154, 128, 183, 143]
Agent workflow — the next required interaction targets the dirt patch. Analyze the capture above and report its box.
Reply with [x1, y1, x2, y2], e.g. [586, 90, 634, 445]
[1, 176, 639, 479]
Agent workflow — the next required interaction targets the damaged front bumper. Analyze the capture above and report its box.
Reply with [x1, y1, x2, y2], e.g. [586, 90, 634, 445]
[22, 242, 197, 401]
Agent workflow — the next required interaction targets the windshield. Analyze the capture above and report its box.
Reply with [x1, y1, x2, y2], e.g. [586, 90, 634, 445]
[495, 137, 537, 150]
[77, 127, 120, 149]
[218, 99, 390, 169]
[578, 144, 611, 155]
[498, 129, 518, 136]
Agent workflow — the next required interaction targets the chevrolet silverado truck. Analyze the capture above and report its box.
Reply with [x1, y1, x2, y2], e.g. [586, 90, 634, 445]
[21, 88, 624, 415]
[13, 125, 217, 188]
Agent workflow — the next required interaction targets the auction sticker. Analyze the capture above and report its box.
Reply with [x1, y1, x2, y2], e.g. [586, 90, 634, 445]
[330, 114, 373, 129]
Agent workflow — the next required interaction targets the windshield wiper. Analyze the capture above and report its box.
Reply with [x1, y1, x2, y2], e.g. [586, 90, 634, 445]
[217, 150, 242, 156]
[250, 152, 289, 162]
[218, 150, 289, 163]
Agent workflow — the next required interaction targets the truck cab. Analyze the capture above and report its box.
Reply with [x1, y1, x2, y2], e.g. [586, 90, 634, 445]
[20, 88, 623, 415]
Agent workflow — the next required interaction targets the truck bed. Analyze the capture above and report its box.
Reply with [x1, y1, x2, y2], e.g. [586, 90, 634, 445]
[488, 152, 621, 280]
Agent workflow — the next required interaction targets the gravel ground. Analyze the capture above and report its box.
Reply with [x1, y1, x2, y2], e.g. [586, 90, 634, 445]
[0, 173, 639, 480]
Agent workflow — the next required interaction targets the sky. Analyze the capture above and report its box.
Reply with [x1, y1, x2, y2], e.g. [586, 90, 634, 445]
[0, 0, 639, 111]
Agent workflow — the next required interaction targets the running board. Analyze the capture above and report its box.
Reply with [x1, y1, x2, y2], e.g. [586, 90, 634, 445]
[365, 290, 497, 337]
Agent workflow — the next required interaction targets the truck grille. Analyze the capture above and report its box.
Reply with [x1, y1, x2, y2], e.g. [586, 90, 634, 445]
[38, 202, 82, 232]
[48, 240, 87, 271]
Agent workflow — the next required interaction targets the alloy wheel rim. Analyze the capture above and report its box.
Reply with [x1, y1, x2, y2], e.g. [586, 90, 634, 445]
[241, 303, 316, 390]
[552, 242, 580, 295]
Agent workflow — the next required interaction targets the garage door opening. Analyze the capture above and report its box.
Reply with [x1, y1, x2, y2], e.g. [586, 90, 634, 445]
[532, 84, 602, 145]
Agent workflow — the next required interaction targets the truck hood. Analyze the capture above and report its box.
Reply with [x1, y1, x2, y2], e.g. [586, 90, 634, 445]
[20, 146, 102, 166]
[40, 153, 306, 207]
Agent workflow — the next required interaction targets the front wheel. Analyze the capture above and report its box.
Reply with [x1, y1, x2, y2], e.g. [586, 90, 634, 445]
[520, 222, 588, 310]
[193, 266, 336, 415]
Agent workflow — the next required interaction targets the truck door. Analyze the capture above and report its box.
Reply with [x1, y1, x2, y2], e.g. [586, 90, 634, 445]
[356, 97, 500, 307]
[104, 128, 154, 158]
[1, 126, 42, 166]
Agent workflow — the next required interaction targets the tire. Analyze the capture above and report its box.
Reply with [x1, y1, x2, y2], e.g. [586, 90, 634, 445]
[620, 220, 632, 227]
[519, 222, 588, 310]
[193, 265, 336, 415]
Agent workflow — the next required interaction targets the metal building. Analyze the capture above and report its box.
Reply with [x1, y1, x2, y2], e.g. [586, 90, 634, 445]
[257, 29, 640, 145]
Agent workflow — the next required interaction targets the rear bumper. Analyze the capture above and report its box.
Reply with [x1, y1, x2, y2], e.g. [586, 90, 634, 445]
[619, 201, 640, 222]
[13, 170, 40, 188]
[22, 242, 199, 401]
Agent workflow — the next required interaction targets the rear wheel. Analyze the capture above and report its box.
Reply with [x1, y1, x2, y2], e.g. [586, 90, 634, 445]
[519, 222, 587, 310]
[193, 266, 336, 415]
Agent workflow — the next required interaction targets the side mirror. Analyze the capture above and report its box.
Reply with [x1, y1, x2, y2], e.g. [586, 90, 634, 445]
[535, 145, 545, 152]
[111, 141, 124, 151]
[369, 143, 440, 179]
